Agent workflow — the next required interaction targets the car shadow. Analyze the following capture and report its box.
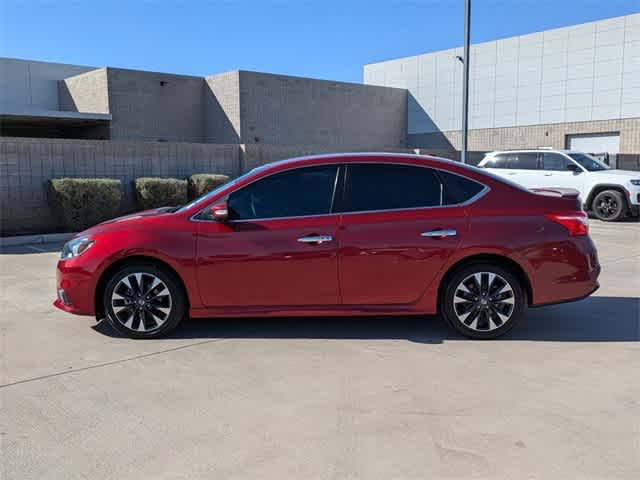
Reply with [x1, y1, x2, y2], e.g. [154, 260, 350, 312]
[93, 296, 639, 343]
[0, 242, 66, 255]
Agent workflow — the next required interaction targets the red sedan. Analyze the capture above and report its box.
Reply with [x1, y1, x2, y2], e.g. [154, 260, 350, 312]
[54, 153, 600, 339]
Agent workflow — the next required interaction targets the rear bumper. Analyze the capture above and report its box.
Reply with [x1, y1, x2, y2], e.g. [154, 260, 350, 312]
[529, 236, 601, 306]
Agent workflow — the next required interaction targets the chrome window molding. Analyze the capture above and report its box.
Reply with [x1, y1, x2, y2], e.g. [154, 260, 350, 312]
[190, 160, 490, 223]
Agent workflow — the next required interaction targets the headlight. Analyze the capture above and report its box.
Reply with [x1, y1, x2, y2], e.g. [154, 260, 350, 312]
[630, 179, 640, 186]
[61, 237, 95, 260]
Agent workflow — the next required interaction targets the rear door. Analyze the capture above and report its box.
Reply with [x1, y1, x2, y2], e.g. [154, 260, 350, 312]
[336, 163, 473, 305]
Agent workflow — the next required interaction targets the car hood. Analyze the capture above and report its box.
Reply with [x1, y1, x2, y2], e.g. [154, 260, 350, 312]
[592, 169, 640, 179]
[75, 207, 175, 238]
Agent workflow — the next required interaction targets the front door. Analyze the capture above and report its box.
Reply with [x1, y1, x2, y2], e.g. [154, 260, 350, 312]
[195, 165, 341, 307]
[337, 163, 467, 305]
[538, 151, 585, 192]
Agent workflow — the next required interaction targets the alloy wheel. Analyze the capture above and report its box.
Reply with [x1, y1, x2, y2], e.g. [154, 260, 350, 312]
[595, 194, 619, 219]
[453, 272, 515, 332]
[111, 272, 172, 333]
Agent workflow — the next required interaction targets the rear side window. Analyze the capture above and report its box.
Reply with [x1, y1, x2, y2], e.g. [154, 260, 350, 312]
[483, 154, 510, 168]
[485, 153, 539, 169]
[227, 165, 338, 220]
[510, 153, 539, 169]
[438, 171, 485, 205]
[342, 164, 441, 212]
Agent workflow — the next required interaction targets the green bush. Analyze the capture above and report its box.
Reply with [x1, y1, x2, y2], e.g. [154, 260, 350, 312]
[134, 177, 188, 210]
[47, 178, 122, 231]
[188, 173, 230, 199]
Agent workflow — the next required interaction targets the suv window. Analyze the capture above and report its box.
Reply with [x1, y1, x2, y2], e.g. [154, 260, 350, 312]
[342, 164, 441, 212]
[227, 165, 338, 220]
[486, 153, 539, 169]
[542, 152, 573, 171]
[438, 171, 485, 205]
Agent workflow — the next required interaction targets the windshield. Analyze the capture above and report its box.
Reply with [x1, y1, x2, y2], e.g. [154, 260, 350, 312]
[568, 153, 609, 172]
[177, 168, 260, 213]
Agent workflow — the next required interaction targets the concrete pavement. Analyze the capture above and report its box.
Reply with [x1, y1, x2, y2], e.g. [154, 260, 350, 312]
[1, 221, 638, 479]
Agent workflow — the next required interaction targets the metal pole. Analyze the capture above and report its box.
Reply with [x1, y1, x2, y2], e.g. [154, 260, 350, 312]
[461, 0, 471, 163]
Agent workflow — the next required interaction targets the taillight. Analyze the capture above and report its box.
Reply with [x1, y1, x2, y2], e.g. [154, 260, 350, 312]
[545, 212, 589, 236]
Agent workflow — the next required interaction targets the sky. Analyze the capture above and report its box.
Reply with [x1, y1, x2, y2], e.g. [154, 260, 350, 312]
[1, 0, 638, 83]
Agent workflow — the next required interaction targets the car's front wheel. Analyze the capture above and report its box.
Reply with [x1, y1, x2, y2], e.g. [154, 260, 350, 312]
[441, 264, 525, 339]
[103, 262, 186, 338]
[592, 189, 626, 222]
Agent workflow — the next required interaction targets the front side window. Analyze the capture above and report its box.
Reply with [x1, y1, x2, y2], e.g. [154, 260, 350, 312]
[568, 153, 609, 172]
[542, 153, 573, 171]
[227, 165, 338, 220]
[341, 164, 441, 212]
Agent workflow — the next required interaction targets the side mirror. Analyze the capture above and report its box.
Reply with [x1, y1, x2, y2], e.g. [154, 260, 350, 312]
[567, 164, 581, 174]
[209, 202, 229, 222]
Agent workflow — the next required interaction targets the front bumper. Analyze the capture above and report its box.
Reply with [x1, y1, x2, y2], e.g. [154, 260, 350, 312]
[53, 260, 97, 316]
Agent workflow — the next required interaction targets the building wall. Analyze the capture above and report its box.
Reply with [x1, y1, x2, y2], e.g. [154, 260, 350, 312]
[58, 68, 110, 114]
[410, 118, 640, 154]
[204, 71, 241, 143]
[238, 71, 408, 148]
[0, 57, 95, 114]
[106, 68, 206, 143]
[0, 137, 239, 235]
[365, 14, 640, 137]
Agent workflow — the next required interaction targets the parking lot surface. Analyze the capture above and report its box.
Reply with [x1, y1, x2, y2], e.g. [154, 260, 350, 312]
[1, 220, 639, 480]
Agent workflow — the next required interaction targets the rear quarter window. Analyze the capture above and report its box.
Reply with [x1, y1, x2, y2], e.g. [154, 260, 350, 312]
[438, 171, 485, 205]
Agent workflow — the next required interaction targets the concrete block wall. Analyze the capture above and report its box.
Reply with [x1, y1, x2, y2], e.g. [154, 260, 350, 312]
[59, 68, 110, 114]
[0, 137, 240, 235]
[106, 68, 206, 143]
[204, 71, 241, 144]
[238, 71, 408, 149]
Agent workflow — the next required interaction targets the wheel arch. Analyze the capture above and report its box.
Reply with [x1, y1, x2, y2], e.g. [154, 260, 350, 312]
[94, 255, 190, 318]
[585, 184, 629, 211]
[437, 253, 533, 308]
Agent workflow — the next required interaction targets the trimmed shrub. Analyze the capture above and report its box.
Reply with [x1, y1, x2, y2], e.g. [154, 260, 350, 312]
[188, 173, 231, 199]
[134, 177, 188, 210]
[47, 178, 122, 231]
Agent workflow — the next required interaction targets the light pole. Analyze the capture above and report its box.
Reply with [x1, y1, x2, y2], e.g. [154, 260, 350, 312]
[461, 0, 471, 163]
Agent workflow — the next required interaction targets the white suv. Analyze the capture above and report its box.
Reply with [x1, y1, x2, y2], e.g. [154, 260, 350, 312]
[478, 149, 640, 222]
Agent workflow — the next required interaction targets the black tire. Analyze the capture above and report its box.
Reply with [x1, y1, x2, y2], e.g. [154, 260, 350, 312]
[591, 189, 626, 222]
[102, 262, 186, 339]
[440, 263, 525, 339]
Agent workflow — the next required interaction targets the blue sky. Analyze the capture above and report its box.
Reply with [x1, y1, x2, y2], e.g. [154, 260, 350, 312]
[1, 0, 638, 82]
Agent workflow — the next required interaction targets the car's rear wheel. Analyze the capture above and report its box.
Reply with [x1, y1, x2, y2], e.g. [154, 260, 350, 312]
[103, 263, 186, 338]
[441, 264, 524, 339]
[592, 189, 626, 222]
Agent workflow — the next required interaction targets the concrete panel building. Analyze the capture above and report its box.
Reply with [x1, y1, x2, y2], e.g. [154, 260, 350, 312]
[364, 13, 640, 158]
[1, 59, 407, 149]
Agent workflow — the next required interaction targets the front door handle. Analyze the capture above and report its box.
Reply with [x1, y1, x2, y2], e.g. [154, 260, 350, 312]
[297, 235, 333, 244]
[421, 229, 457, 239]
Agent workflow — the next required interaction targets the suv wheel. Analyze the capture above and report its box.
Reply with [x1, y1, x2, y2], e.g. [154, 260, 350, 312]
[592, 189, 626, 222]
[103, 262, 186, 338]
[441, 264, 525, 339]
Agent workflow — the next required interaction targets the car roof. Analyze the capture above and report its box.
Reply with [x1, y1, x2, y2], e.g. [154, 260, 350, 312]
[484, 149, 578, 156]
[258, 151, 470, 171]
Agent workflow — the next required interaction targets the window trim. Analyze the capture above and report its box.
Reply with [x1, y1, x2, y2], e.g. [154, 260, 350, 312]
[191, 161, 490, 223]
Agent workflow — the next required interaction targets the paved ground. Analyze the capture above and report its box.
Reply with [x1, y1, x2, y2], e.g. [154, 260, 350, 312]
[1, 220, 638, 480]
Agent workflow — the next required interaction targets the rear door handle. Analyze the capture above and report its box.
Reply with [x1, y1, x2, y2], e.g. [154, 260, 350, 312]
[421, 229, 457, 238]
[297, 235, 333, 244]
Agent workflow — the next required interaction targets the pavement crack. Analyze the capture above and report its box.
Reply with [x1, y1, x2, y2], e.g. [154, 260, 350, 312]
[0, 338, 228, 389]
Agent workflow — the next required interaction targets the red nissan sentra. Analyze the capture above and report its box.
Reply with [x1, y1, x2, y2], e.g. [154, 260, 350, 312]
[54, 153, 600, 339]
